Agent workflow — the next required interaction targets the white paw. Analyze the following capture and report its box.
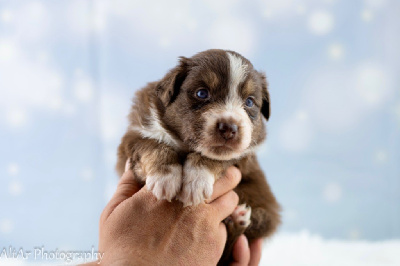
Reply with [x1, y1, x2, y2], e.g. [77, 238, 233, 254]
[178, 164, 215, 207]
[146, 164, 182, 201]
[232, 204, 252, 228]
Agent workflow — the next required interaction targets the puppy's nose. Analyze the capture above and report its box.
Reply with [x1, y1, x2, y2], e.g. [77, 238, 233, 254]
[217, 122, 238, 140]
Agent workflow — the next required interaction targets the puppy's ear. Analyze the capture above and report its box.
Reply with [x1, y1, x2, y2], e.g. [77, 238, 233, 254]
[156, 56, 189, 106]
[259, 72, 271, 120]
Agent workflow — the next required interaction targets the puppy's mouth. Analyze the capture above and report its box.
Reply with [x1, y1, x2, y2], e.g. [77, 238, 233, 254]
[208, 144, 235, 154]
[209, 139, 239, 150]
[197, 142, 246, 161]
[196, 137, 249, 160]
[197, 108, 253, 161]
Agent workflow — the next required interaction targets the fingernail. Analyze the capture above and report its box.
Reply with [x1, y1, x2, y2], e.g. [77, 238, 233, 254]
[242, 234, 249, 247]
[125, 160, 130, 172]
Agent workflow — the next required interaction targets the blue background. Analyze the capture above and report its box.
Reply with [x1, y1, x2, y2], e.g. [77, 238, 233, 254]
[0, 0, 399, 256]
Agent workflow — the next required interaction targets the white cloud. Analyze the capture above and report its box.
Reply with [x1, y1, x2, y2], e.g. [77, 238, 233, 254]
[259, 0, 306, 19]
[66, 0, 108, 36]
[7, 163, 19, 176]
[208, 17, 256, 56]
[323, 182, 342, 202]
[5, 109, 27, 128]
[109, 0, 198, 42]
[8, 180, 23, 196]
[262, 230, 400, 265]
[308, 10, 334, 35]
[0, 39, 19, 61]
[365, 0, 387, 9]
[0, 258, 28, 266]
[99, 90, 130, 142]
[63, 102, 78, 116]
[81, 167, 94, 181]
[303, 63, 393, 133]
[104, 0, 258, 55]
[355, 64, 392, 106]
[73, 71, 95, 103]
[374, 150, 388, 164]
[9, 1, 51, 44]
[203, 0, 244, 14]
[159, 37, 172, 48]
[348, 228, 362, 240]
[361, 0, 387, 22]
[1, 8, 13, 23]
[328, 43, 344, 60]
[0, 219, 14, 234]
[361, 9, 374, 22]
[0, 40, 64, 126]
[279, 110, 314, 152]
[306, 74, 361, 131]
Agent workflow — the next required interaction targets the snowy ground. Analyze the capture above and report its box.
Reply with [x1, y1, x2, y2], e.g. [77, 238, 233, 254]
[261, 231, 400, 266]
[1, 230, 399, 265]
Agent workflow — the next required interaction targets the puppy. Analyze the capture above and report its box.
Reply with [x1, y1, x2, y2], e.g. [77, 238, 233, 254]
[116, 49, 280, 265]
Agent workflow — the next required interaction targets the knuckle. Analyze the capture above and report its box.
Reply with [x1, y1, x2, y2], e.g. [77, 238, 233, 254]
[224, 191, 239, 207]
[225, 167, 241, 185]
[99, 209, 108, 223]
[231, 191, 239, 204]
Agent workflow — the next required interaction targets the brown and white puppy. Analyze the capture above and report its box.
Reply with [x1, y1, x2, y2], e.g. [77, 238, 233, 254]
[116, 49, 280, 265]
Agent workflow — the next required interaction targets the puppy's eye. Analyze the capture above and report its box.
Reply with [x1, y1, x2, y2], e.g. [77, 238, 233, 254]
[196, 88, 210, 99]
[245, 97, 254, 107]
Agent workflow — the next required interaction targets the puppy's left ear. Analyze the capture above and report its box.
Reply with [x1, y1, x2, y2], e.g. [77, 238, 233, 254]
[156, 56, 190, 106]
[259, 71, 271, 120]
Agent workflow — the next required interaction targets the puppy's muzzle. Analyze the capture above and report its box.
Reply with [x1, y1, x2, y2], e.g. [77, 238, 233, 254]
[217, 121, 238, 140]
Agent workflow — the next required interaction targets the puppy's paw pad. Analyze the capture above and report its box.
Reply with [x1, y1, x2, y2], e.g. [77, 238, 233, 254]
[178, 166, 214, 207]
[146, 164, 182, 201]
[232, 204, 252, 228]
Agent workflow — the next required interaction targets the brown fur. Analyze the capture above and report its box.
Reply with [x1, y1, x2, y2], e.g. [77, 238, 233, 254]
[116, 49, 281, 265]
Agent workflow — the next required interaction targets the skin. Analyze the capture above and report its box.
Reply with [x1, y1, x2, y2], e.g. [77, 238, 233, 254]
[84, 161, 263, 266]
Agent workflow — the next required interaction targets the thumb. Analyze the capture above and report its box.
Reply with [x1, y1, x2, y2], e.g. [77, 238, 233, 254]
[230, 234, 250, 266]
[101, 160, 142, 223]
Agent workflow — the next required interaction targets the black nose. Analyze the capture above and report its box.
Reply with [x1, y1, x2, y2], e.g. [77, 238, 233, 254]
[217, 122, 238, 140]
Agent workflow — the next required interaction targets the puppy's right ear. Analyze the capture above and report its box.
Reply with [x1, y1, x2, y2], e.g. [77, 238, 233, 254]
[259, 71, 271, 121]
[156, 56, 189, 106]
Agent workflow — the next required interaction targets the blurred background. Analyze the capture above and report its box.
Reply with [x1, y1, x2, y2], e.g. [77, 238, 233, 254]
[0, 0, 399, 265]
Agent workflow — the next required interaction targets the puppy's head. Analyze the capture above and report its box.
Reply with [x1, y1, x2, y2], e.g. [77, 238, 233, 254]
[157, 49, 270, 161]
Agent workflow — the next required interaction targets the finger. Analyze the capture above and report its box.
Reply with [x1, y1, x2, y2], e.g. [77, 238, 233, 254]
[206, 166, 241, 203]
[210, 190, 239, 222]
[218, 222, 228, 245]
[249, 238, 263, 266]
[101, 160, 142, 222]
[230, 234, 250, 266]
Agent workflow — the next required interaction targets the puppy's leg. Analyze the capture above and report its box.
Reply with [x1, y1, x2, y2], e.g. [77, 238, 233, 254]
[178, 153, 225, 206]
[235, 159, 281, 242]
[219, 204, 252, 265]
[117, 131, 182, 201]
[219, 155, 281, 265]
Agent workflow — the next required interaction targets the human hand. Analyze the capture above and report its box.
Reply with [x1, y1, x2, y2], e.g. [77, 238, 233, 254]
[231, 235, 263, 266]
[95, 162, 242, 265]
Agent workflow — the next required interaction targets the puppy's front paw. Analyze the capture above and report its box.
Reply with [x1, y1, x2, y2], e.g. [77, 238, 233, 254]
[178, 164, 215, 207]
[232, 204, 252, 228]
[146, 164, 182, 201]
